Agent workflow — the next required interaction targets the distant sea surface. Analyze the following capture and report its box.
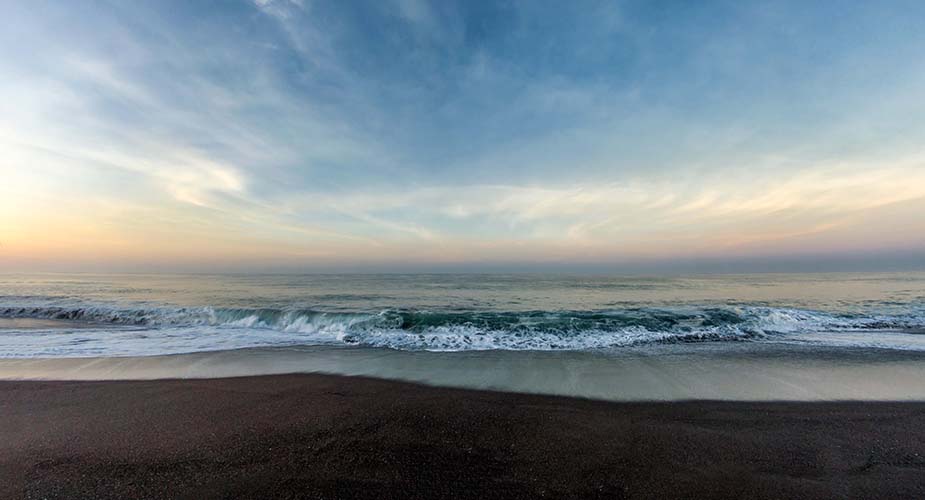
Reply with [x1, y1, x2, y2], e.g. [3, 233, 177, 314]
[1, 272, 924, 358]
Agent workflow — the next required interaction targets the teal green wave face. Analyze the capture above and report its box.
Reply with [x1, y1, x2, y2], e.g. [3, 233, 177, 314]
[1, 1, 925, 272]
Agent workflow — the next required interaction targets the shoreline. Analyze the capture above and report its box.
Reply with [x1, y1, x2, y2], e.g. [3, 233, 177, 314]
[4, 342, 925, 401]
[4, 373, 925, 499]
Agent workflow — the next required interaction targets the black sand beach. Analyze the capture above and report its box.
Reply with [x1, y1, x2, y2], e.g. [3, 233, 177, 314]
[3, 373, 925, 499]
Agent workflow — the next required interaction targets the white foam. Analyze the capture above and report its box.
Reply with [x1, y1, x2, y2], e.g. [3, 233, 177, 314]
[1, 298, 924, 357]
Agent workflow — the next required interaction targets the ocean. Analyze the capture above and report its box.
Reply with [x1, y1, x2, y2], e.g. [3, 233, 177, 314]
[1, 272, 924, 358]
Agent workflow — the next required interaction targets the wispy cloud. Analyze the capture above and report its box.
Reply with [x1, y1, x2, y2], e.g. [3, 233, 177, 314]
[2, 1, 925, 270]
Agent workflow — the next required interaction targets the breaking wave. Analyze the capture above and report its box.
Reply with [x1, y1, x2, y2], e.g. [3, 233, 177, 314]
[1, 298, 924, 357]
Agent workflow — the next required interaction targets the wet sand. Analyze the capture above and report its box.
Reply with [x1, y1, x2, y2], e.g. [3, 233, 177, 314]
[3, 373, 925, 499]
[5, 343, 925, 401]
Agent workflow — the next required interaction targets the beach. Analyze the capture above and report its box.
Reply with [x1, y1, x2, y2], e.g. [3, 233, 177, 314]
[7, 0, 925, 495]
[3, 272, 925, 498]
[4, 373, 925, 499]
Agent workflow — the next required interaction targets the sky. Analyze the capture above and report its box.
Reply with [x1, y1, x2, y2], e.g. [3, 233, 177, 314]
[2, 0, 925, 273]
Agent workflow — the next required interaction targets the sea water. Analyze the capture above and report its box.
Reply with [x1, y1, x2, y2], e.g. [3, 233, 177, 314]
[1, 272, 923, 358]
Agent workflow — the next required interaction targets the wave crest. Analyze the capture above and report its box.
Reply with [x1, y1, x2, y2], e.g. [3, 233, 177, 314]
[2, 299, 924, 355]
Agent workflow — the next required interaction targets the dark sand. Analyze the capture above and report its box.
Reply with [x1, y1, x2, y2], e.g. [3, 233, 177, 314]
[3, 374, 925, 499]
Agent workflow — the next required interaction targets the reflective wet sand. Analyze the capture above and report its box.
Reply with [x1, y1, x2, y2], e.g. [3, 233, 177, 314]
[3, 342, 924, 401]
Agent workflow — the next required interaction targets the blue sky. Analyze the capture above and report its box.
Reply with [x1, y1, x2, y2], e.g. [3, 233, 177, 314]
[2, 0, 925, 272]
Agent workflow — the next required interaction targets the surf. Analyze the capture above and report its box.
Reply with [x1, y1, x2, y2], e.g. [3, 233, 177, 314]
[1, 298, 924, 357]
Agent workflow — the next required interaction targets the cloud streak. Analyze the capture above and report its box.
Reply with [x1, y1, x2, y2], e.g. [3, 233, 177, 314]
[2, 0, 925, 271]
